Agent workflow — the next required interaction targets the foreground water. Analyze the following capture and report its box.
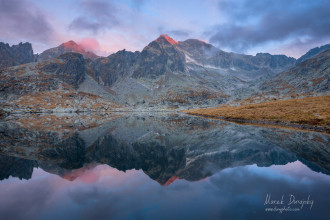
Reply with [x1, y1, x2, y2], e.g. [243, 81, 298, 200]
[0, 113, 329, 220]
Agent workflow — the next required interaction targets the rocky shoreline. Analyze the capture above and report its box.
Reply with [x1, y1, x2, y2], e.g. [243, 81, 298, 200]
[1, 107, 328, 133]
[185, 112, 330, 133]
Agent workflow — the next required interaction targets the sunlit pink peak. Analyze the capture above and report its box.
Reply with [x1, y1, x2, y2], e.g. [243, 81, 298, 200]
[60, 40, 85, 52]
[61, 40, 78, 47]
[156, 176, 179, 186]
[58, 40, 99, 58]
[164, 176, 179, 186]
[156, 34, 178, 45]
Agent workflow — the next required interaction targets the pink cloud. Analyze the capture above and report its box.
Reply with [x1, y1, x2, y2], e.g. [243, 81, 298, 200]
[78, 38, 101, 53]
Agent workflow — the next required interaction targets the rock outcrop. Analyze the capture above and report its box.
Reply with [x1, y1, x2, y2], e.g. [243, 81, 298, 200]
[132, 35, 186, 78]
[41, 52, 86, 89]
[0, 42, 35, 68]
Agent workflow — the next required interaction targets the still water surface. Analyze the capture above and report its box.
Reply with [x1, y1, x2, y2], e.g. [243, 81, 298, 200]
[0, 113, 329, 220]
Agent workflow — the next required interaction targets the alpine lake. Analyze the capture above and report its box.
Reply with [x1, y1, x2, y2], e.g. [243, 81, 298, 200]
[0, 112, 329, 220]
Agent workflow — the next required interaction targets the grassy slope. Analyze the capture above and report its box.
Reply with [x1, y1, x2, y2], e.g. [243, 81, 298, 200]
[185, 95, 330, 129]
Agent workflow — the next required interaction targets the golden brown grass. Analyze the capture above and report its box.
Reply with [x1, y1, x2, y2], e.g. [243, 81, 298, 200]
[185, 95, 330, 127]
[11, 90, 121, 111]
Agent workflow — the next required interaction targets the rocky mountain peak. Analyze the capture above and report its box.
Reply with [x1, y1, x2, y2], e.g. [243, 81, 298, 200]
[61, 40, 97, 55]
[155, 34, 178, 45]
[37, 40, 99, 61]
[61, 40, 79, 48]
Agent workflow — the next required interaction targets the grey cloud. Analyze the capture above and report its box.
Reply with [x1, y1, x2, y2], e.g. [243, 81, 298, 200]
[209, 0, 330, 53]
[0, 171, 54, 220]
[0, 0, 53, 43]
[70, 17, 105, 34]
[156, 27, 191, 40]
[168, 30, 190, 38]
[69, 0, 119, 34]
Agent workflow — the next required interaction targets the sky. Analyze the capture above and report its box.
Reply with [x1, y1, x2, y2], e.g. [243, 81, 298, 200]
[0, 0, 330, 58]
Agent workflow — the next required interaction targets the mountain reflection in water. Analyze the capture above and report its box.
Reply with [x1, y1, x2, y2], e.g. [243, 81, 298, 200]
[0, 113, 329, 220]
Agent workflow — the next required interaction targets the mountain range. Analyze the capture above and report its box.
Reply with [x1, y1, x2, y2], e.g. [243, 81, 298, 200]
[0, 34, 329, 112]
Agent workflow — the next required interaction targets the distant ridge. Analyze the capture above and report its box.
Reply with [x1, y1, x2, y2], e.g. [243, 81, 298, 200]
[296, 44, 330, 64]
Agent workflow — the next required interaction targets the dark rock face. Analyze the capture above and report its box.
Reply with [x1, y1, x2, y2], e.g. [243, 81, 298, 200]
[40, 133, 86, 170]
[0, 42, 35, 68]
[132, 36, 186, 78]
[296, 44, 330, 64]
[38, 40, 99, 61]
[0, 155, 36, 180]
[261, 49, 330, 95]
[90, 50, 139, 86]
[252, 53, 296, 70]
[41, 52, 86, 89]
